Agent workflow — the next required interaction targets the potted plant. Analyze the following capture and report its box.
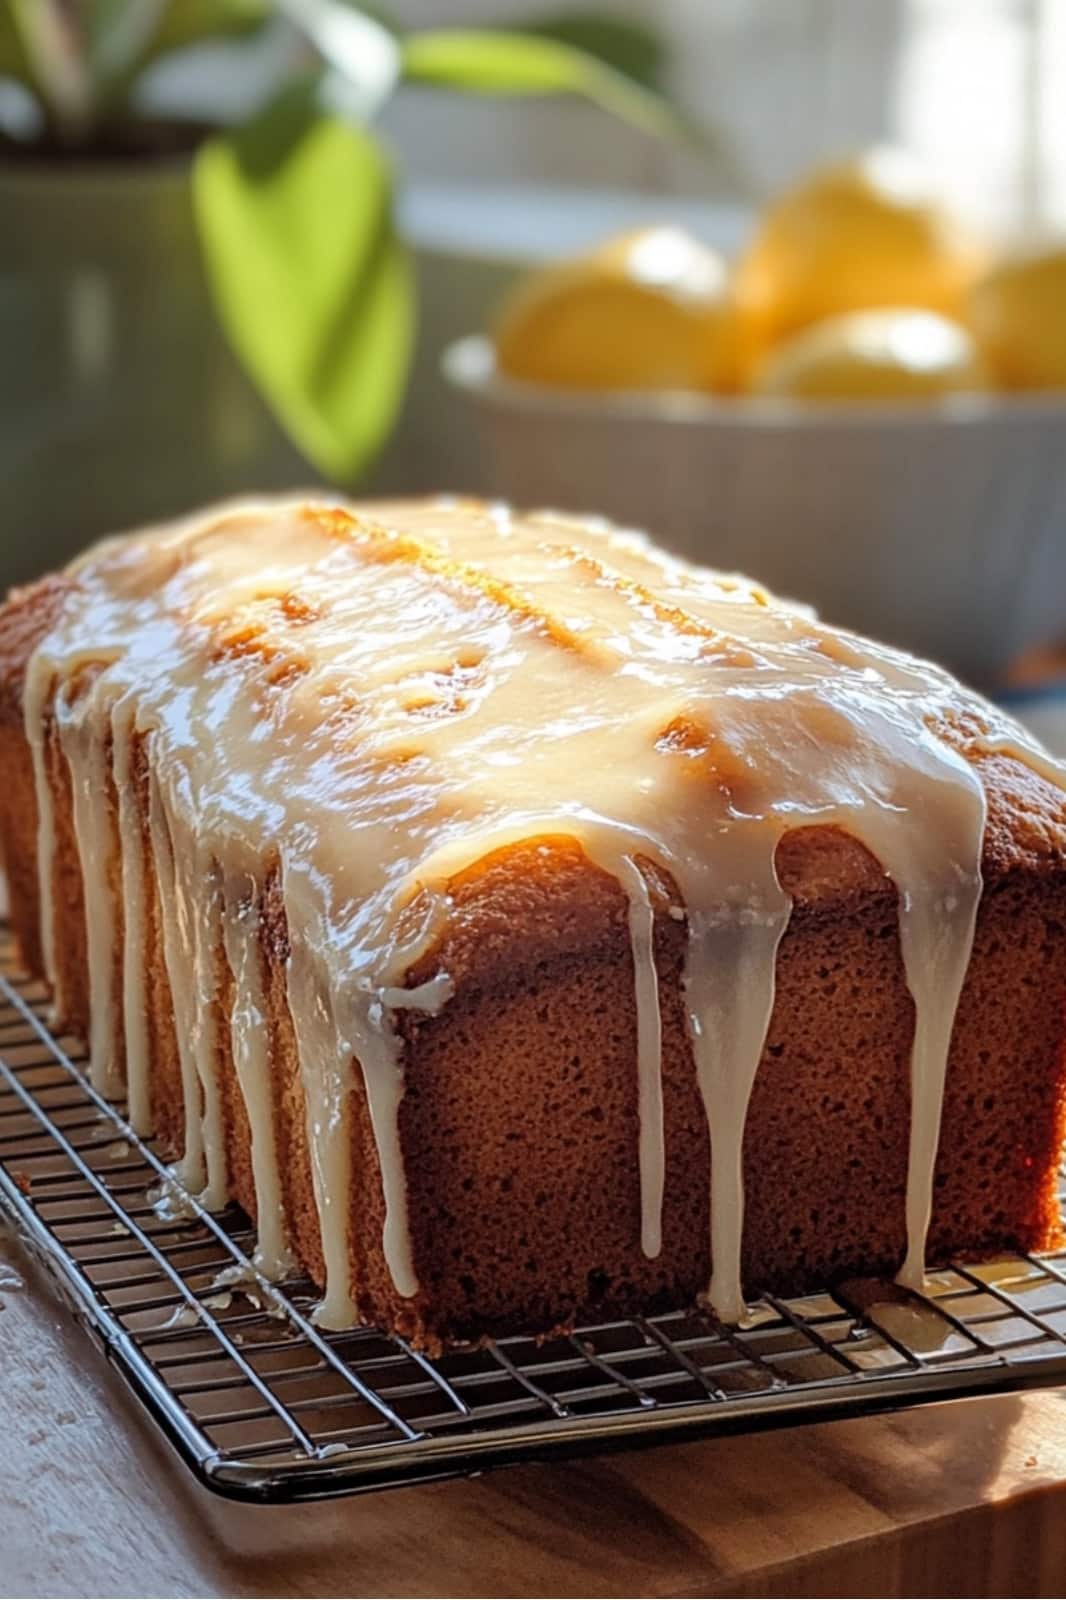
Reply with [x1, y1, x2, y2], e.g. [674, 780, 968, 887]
[0, 0, 709, 584]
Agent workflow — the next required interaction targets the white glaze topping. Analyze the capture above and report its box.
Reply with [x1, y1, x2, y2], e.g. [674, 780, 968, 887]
[112, 693, 151, 1134]
[57, 668, 124, 1098]
[21, 496, 1066, 1326]
[221, 878, 293, 1280]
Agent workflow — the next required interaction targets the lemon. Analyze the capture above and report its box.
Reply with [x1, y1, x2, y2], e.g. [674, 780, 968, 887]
[752, 309, 988, 402]
[737, 148, 984, 344]
[494, 226, 745, 393]
[969, 244, 1066, 389]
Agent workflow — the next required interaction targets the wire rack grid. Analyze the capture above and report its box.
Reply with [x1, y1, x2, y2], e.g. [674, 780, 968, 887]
[4, 925, 1066, 1503]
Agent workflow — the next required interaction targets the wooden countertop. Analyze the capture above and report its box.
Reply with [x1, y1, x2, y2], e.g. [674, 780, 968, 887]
[4, 1245, 1066, 1600]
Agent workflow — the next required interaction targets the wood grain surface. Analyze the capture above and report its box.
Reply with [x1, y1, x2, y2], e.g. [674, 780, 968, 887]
[3, 1240, 1066, 1600]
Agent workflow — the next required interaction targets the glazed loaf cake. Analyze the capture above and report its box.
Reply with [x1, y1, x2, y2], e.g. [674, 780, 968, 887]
[2, 496, 1066, 1350]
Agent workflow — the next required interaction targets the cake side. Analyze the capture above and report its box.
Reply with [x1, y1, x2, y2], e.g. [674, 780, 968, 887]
[387, 832, 911, 1344]
[373, 775, 1066, 1346]
[0, 575, 74, 977]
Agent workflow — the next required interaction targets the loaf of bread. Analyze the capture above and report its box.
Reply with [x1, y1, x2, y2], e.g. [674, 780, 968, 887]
[2, 496, 1066, 1351]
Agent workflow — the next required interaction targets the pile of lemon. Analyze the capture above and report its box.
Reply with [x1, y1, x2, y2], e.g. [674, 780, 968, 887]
[493, 147, 1066, 404]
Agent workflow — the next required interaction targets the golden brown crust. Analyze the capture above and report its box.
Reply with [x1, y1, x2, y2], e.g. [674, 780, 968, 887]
[0, 576, 76, 971]
[0, 575, 75, 723]
[406, 754, 1066, 1003]
[971, 751, 1066, 877]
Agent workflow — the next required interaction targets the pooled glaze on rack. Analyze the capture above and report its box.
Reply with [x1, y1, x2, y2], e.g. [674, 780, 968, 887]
[21, 497, 1066, 1326]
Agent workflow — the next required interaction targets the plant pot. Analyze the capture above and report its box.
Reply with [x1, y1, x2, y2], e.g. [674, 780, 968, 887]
[0, 158, 309, 588]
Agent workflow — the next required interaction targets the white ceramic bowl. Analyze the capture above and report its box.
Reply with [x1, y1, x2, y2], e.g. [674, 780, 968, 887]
[445, 335, 1066, 687]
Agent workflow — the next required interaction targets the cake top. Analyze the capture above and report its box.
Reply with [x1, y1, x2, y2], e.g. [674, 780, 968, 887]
[23, 496, 1065, 1324]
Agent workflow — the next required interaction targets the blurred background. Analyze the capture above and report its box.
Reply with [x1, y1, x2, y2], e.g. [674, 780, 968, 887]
[3, 0, 1066, 718]
[387, 0, 1066, 226]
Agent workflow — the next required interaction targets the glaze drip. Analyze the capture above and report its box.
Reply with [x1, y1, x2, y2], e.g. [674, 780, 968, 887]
[221, 879, 292, 1280]
[112, 695, 151, 1134]
[21, 496, 1066, 1324]
[619, 856, 665, 1261]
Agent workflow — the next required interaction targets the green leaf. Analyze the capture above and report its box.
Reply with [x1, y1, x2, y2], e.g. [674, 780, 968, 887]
[143, 0, 270, 63]
[86, 0, 169, 85]
[8, 0, 93, 134]
[0, 2, 33, 86]
[194, 79, 414, 484]
[400, 28, 702, 151]
[513, 11, 664, 91]
[276, 0, 400, 122]
[82, 1, 271, 121]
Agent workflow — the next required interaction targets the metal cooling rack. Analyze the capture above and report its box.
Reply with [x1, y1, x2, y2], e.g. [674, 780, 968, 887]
[4, 927, 1066, 1504]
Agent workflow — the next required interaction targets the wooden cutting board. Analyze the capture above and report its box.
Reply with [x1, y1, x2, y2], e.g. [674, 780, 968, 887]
[3, 1247, 1066, 1600]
